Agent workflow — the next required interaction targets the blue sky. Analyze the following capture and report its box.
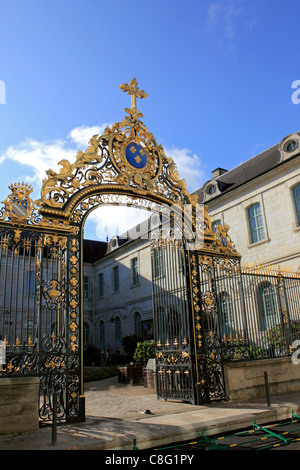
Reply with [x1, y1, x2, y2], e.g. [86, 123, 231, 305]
[1, 0, 300, 240]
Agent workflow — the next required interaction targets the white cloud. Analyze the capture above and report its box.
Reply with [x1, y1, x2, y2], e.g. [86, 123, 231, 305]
[68, 124, 110, 148]
[206, 0, 256, 40]
[1, 138, 75, 185]
[0, 124, 112, 195]
[164, 146, 205, 192]
[86, 204, 151, 241]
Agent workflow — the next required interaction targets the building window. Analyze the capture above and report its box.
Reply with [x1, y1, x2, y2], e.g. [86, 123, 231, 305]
[257, 281, 277, 331]
[99, 321, 105, 347]
[26, 271, 35, 296]
[153, 247, 163, 278]
[206, 184, 216, 195]
[293, 183, 300, 226]
[83, 276, 89, 299]
[217, 292, 234, 337]
[115, 316, 121, 341]
[112, 266, 119, 292]
[98, 273, 104, 297]
[134, 312, 141, 336]
[131, 257, 139, 286]
[212, 219, 221, 233]
[285, 140, 297, 152]
[247, 202, 265, 244]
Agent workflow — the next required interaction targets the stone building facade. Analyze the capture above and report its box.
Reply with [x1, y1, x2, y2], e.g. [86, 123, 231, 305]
[194, 131, 300, 270]
[82, 233, 154, 354]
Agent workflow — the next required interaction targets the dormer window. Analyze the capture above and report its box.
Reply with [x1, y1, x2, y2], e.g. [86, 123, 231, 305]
[203, 179, 221, 202]
[285, 140, 297, 153]
[279, 133, 300, 162]
[207, 184, 216, 195]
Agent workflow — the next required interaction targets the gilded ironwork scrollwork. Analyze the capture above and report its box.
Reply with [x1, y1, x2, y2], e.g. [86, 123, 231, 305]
[36, 78, 198, 229]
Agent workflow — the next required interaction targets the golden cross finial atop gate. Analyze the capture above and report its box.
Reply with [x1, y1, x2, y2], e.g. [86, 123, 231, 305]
[119, 77, 148, 109]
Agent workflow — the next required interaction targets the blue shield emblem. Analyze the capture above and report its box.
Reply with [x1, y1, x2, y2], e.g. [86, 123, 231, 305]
[125, 142, 147, 169]
[11, 197, 28, 218]
[221, 237, 228, 247]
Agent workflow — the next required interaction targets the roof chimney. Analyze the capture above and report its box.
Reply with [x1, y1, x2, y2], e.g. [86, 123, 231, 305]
[212, 167, 228, 179]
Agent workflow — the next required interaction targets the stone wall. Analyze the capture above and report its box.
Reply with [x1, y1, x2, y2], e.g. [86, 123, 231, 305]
[224, 357, 300, 401]
[0, 377, 40, 437]
[143, 368, 156, 388]
[118, 364, 144, 384]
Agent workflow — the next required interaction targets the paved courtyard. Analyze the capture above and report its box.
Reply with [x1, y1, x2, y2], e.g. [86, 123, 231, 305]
[2, 376, 300, 450]
[84, 376, 198, 420]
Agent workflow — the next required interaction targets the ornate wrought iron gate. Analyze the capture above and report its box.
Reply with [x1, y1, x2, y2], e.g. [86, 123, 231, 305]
[151, 235, 196, 403]
[0, 78, 244, 422]
[187, 220, 242, 404]
[189, 250, 241, 403]
[0, 224, 82, 423]
[150, 215, 242, 405]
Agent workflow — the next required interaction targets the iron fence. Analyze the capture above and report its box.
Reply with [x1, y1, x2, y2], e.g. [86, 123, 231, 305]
[200, 261, 300, 363]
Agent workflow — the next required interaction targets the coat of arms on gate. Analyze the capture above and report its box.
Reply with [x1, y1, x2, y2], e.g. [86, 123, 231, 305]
[1, 182, 36, 224]
[214, 224, 239, 257]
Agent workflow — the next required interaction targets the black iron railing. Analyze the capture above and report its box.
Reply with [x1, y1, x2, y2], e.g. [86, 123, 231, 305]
[200, 261, 300, 363]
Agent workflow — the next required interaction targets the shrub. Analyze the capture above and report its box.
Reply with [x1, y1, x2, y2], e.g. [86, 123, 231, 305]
[83, 365, 118, 382]
[262, 321, 300, 354]
[133, 340, 155, 364]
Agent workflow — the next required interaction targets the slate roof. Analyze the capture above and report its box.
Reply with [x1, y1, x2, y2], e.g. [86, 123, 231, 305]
[83, 239, 107, 263]
[193, 133, 300, 203]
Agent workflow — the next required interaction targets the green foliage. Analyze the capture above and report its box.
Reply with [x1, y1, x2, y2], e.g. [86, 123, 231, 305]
[263, 325, 284, 351]
[262, 321, 300, 353]
[249, 345, 264, 359]
[133, 340, 155, 364]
